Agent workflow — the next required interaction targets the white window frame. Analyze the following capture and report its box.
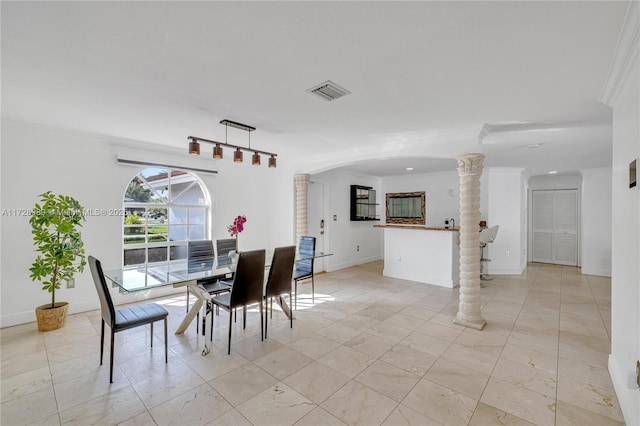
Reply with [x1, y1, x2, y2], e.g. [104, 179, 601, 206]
[122, 168, 210, 267]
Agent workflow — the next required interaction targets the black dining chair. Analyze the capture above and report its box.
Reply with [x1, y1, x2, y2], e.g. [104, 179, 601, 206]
[264, 245, 296, 338]
[186, 240, 232, 333]
[88, 256, 168, 383]
[210, 249, 266, 354]
[294, 236, 316, 310]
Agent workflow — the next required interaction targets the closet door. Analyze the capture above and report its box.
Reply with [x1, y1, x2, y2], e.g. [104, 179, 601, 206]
[532, 191, 555, 263]
[553, 190, 578, 265]
[532, 189, 578, 266]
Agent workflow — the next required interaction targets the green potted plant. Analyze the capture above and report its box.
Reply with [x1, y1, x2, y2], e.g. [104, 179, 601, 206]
[29, 191, 87, 331]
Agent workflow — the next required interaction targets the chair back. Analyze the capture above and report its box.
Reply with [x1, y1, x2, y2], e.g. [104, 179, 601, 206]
[188, 240, 214, 259]
[480, 225, 500, 244]
[229, 249, 266, 307]
[216, 238, 237, 267]
[296, 236, 316, 274]
[88, 256, 116, 328]
[265, 246, 296, 298]
[188, 240, 214, 272]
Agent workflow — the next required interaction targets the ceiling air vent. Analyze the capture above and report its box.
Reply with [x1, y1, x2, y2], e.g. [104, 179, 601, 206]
[306, 80, 351, 101]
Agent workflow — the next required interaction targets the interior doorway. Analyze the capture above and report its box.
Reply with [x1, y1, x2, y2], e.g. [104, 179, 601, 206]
[531, 189, 579, 266]
[307, 181, 326, 272]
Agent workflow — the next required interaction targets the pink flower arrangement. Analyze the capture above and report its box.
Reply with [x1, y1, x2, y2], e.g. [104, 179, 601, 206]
[227, 215, 247, 237]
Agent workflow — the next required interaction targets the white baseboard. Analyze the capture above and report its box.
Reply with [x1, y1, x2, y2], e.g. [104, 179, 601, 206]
[608, 354, 639, 425]
[1, 286, 186, 329]
[581, 268, 612, 277]
[327, 256, 381, 272]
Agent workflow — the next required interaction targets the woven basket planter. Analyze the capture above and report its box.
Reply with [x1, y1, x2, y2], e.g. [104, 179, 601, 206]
[35, 302, 69, 332]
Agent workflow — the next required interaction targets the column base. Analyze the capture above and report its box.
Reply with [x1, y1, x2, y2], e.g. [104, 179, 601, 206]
[453, 312, 487, 330]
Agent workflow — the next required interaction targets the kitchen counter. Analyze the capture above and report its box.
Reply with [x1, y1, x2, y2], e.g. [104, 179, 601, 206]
[375, 225, 460, 288]
[373, 225, 459, 232]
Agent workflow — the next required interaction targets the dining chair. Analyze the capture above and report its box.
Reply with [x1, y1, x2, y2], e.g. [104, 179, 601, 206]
[216, 238, 237, 267]
[187, 240, 232, 334]
[294, 236, 316, 310]
[210, 249, 266, 354]
[88, 256, 168, 383]
[264, 245, 296, 338]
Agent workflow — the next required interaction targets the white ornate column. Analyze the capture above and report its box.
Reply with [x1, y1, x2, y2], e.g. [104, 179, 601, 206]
[454, 153, 487, 330]
[294, 174, 310, 244]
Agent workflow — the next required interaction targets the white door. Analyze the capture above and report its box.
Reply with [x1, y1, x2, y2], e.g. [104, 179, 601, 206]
[307, 181, 325, 272]
[532, 189, 578, 266]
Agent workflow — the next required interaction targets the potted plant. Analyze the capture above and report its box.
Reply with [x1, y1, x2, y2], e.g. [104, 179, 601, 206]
[29, 191, 87, 331]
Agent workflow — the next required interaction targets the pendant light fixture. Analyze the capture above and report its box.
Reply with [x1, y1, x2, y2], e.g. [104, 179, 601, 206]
[213, 144, 223, 159]
[188, 120, 277, 167]
[189, 140, 200, 155]
[234, 147, 243, 163]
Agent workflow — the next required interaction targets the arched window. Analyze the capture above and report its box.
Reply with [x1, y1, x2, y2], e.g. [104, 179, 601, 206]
[122, 168, 210, 267]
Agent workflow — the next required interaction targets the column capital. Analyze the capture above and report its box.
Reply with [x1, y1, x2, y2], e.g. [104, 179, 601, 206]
[457, 153, 485, 175]
[294, 174, 310, 187]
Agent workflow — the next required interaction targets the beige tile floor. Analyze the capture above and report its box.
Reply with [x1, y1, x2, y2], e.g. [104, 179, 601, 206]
[1, 261, 625, 425]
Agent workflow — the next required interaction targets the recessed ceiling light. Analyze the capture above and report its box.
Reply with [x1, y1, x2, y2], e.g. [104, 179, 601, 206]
[548, 171, 558, 174]
[406, 167, 414, 171]
[527, 143, 544, 149]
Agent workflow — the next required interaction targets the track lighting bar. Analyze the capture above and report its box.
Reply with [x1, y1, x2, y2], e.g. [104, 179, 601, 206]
[219, 119, 256, 132]
[187, 136, 277, 158]
[187, 119, 277, 168]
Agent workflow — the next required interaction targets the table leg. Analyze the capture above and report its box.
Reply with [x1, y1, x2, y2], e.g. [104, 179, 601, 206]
[174, 281, 213, 355]
[174, 281, 208, 332]
[275, 296, 296, 320]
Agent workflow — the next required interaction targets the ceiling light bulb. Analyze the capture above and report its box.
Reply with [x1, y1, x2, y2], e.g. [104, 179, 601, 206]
[406, 167, 414, 171]
[549, 170, 558, 174]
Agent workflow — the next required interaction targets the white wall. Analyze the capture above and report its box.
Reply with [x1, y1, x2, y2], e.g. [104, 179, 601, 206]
[608, 35, 640, 424]
[529, 174, 583, 191]
[310, 169, 383, 271]
[382, 169, 477, 228]
[0, 120, 295, 327]
[581, 167, 613, 276]
[486, 168, 527, 275]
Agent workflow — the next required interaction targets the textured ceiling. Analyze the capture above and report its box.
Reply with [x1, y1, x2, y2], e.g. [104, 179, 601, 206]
[1, 1, 628, 177]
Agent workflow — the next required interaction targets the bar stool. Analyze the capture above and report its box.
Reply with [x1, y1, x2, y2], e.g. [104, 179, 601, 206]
[479, 225, 499, 286]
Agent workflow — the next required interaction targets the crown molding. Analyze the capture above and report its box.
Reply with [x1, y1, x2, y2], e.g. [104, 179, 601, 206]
[600, 1, 640, 106]
[478, 124, 493, 141]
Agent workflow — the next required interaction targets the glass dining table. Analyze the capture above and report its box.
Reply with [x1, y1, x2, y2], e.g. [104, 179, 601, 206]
[103, 250, 332, 355]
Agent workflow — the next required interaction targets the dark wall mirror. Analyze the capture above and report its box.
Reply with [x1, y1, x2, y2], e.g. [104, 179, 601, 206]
[386, 191, 426, 225]
[350, 185, 379, 221]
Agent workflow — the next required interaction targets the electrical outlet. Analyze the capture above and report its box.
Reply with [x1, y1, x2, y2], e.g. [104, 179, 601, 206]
[505, 250, 510, 257]
[66, 278, 75, 289]
[356, 245, 360, 252]
[333, 214, 337, 221]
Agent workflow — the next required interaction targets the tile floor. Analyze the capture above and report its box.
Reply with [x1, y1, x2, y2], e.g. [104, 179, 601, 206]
[1, 261, 625, 425]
